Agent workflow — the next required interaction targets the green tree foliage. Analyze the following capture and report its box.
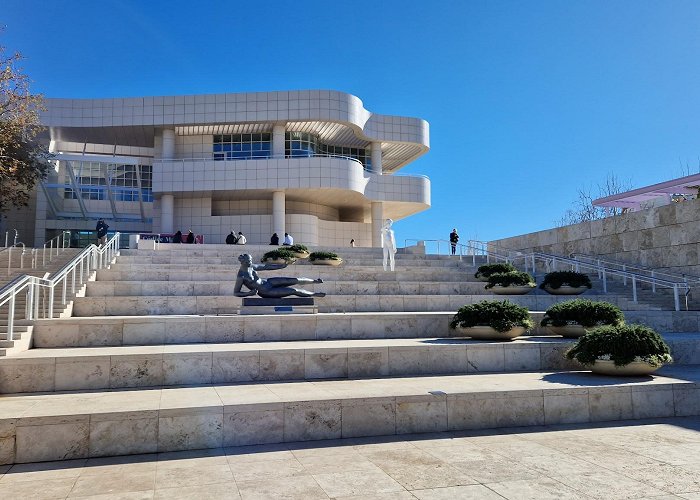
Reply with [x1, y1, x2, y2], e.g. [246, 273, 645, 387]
[0, 43, 50, 213]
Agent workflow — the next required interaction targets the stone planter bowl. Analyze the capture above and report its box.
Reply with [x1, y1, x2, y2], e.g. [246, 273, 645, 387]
[489, 285, 534, 295]
[452, 325, 527, 341]
[262, 258, 296, 265]
[543, 285, 589, 295]
[290, 251, 310, 259]
[310, 259, 342, 266]
[547, 325, 586, 338]
[590, 359, 661, 376]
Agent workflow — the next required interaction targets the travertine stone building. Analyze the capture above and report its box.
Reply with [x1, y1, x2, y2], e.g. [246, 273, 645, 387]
[16, 90, 430, 247]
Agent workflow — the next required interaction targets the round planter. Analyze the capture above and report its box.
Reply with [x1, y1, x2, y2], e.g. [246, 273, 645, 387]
[548, 325, 587, 338]
[489, 285, 534, 295]
[262, 258, 295, 265]
[290, 251, 310, 259]
[543, 285, 588, 295]
[452, 325, 527, 341]
[590, 359, 661, 376]
[310, 259, 342, 266]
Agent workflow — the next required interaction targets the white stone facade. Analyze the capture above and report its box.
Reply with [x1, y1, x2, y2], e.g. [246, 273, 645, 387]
[20, 90, 431, 247]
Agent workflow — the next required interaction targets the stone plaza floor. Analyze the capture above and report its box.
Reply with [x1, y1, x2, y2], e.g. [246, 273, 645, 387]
[1, 417, 700, 499]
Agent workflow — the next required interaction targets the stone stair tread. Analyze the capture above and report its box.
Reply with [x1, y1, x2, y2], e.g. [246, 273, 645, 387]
[2, 365, 698, 423]
[2, 336, 577, 359]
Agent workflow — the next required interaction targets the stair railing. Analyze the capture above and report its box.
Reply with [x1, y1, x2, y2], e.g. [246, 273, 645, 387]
[0, 233, 121, 342]
[1, 240, 27, 275]
[41, 231, 72, 267]
[570, 253, 700, 290]
[405, 237, 691, 311]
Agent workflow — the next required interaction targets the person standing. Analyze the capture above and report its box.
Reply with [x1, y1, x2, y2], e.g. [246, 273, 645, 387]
[449, 228, 459, 255]
[283, 233, 294, 245]
[96, 219, 109, 246]
[226, 231, 237, 245]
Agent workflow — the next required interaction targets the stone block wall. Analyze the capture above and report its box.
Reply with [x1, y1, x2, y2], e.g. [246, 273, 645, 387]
[491, 198, 700, 276]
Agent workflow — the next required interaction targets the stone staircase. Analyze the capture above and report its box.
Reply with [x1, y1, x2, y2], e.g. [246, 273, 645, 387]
[0, 248, 83, 356]
[0, 244, 699, 465]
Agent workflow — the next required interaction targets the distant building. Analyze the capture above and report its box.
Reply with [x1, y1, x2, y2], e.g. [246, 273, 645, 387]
[2, 90, 430, 247]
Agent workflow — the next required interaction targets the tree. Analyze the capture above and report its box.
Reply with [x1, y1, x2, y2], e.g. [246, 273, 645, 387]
[556, 173, 632, 227]
[0, 43, 50, 213]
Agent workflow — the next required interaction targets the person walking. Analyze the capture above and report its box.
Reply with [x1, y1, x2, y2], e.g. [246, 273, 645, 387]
[96, 219, 109, 246]
[226, 231, 237, 244]
[449, 228, 459, 255]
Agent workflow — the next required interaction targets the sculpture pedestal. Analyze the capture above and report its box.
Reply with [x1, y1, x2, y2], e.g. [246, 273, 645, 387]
[240, 297, 317, 315]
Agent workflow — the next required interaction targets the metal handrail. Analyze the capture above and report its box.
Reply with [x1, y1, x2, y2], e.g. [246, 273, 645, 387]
[570, 253, 700, 287]
[404, 237, 690, 311]
[0, 233, 121, 343]
[2, 241, 27, 275]
[41, 231, 71, 267]
[3, 229, 18, 248]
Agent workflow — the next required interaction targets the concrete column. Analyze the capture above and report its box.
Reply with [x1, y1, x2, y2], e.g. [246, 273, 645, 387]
[162, 129, 176, 159]
[371, 202, 383, 248]
[371, 142, 383, 175]
[272, 191, 286, 238]
[160, 194, 174, 233]
[272, 124, 286, 158]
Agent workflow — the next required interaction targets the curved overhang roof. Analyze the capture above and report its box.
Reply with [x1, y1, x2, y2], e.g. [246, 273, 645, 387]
[41, 90, 430, 172]
[593, 173, 700, 209]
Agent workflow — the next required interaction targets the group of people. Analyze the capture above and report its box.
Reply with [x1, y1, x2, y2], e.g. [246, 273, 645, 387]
[226, 231, 247, 245]
[172, 230, 196, 244]
[269, 232, 294, 245]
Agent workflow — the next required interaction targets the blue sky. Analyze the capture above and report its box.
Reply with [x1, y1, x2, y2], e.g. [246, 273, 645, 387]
[3, 0, 699, 244]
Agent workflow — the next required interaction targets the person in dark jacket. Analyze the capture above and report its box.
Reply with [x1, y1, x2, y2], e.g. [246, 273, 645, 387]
[270, 233, 279, 245]
[173, 230, 182, 243]
[449, 228, 459, 255]
[96, 219, 109, 246]
[186, 230, 195, 244]
[226, 231, 237, 245]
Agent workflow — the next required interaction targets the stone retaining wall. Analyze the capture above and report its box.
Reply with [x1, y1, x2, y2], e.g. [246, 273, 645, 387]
[491, 198, 700, 275]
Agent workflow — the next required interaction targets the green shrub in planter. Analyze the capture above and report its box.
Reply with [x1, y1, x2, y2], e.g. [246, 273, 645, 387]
[485, 271, 535, 289]
[565, 324, 673, 367]
[539, 271, 592, 290]
[261, 249, 297, 263]
[450, 300, 533, 333]
[309, 251, 341, 261]
[540, 299, 624, 328]
[287, 244, 309, 254]
[474, 262, 516, 280]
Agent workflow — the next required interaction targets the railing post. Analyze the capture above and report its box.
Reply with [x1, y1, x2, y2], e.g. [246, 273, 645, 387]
[674, 285, 680, 312]
[602, 269, 607, 293]
[651, 271, 656, 293]
[48, 285, 55, 318]
[42, 245, 47, 266]
[623, 265, 627, 286]
[7, 246, 12, 275]
[632, 276, 637, 303]
[80, 258, 84, 284]
[71, 266, 76, 294]
[597, 259, 602, 279]
[7, 292, 15, 341]
[62, 275, 67, 305]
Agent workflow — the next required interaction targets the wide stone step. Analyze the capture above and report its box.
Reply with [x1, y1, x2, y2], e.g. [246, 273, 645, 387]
[31, 311, 700, 350]
[85, 280, 587, 297]
[0, 337, 587, 393]
[1, 365, 699, 464]
[5, 333, 700, 394]
[71, 293, 663, 316]
[96, 268, 478, 283]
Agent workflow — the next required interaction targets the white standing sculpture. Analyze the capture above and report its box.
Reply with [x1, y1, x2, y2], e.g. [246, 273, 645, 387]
[381, 218, 397, 271]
